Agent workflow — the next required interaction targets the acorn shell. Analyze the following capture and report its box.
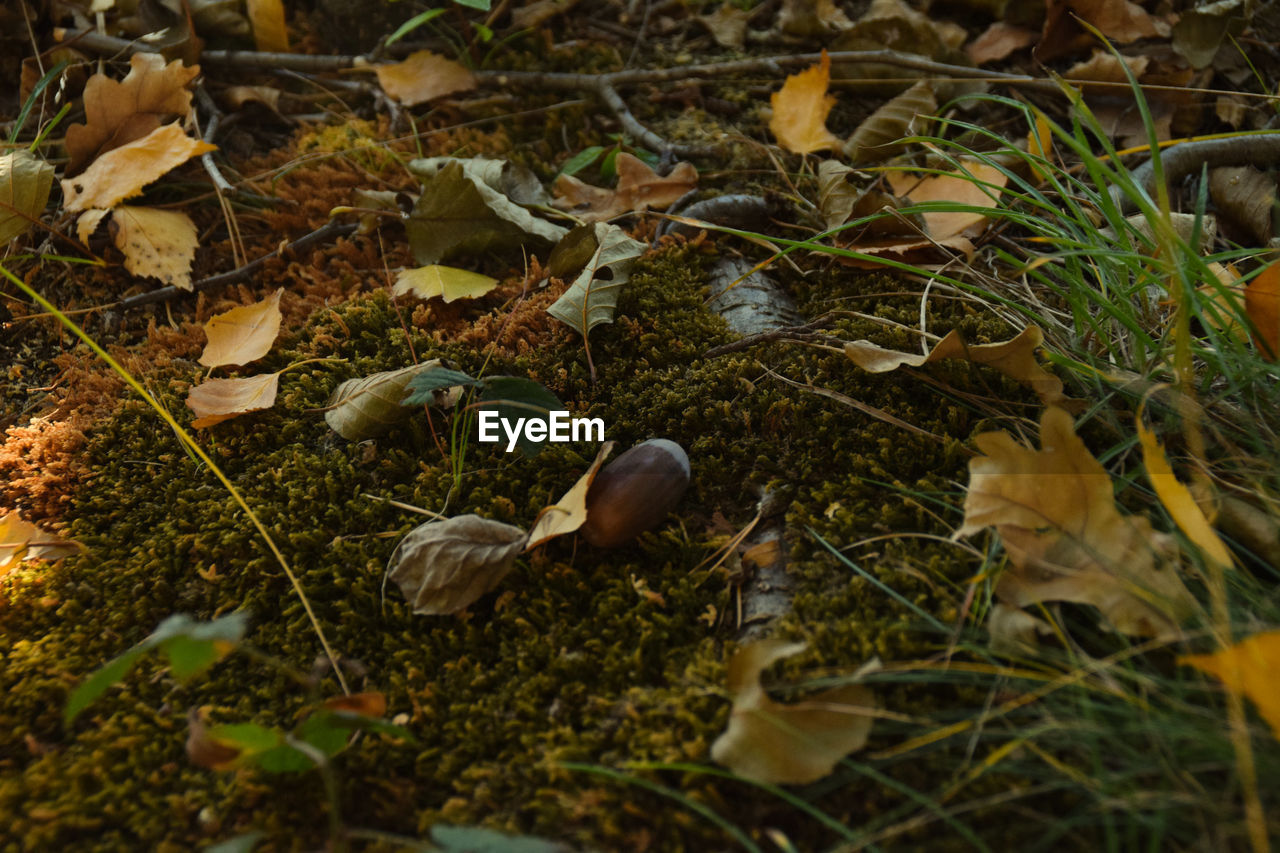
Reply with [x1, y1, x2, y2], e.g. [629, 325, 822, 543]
[580, 439, 690, 548]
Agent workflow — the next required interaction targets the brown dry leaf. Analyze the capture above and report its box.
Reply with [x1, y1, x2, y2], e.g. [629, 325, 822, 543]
[222, 85, 283, 112]
[700, 2, 753, 49]
[843, 80, 937, 163]
[322, 691, 387, 717]
[61, 123, 217, 213]
[511, 0, 581, 28]
[553, 154, 697, 222]
[388, 515, 529, 615]
[187, 373, 281, 428]
[836, 234, 975, 268]
[1064, 50, 1149, 86]
[526, 442, 615, 549]
[185, 707, 242, 771]
[199, 288, 283, 368]
[1246, 259, 1280, 360]
[109, 205, 199, 289]
[770, 50, 841, 155]
[710, 640, 875, 784]
[968, 22, 1038, 65]
[65, 53, 200, 175]
[778, 0, 852, 37]
[957, 407, 1196, 638]
[246, 0, 289, 52]
[1, 511, 84, 577]
[1037, 0, 1167, 62]
[843, 326, 1067, 407]
[375, 51, 477, 107]
[886, 160, 1009, 240]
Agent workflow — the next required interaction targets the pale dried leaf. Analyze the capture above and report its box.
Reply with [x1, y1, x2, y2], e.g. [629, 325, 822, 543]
[408, 156, 549, 206]
[64, 53, 199, 174]
[393, 265, 499, 302]
[222, 85, 282, 112]
[779, 0, 852, 36]
[711, 640, 875, 785]
[61, 124, 217, 212]
[958, 407, 1196, 638]
[836, 234, 974, 268]
[388, 515, 529, 615]
[246, 0, 289, 52]
[816, 160, 920, 235]
[199, 288, 283, 368]
[0, 150, 54, 245]
[188, 372, 281, 428]
[699, 2, 752, 49]
[843, 326, 1067, 407]
[325, 359, 453, 441]
[843, 81, 936, 163]
[526, 442, 614, 549]
[886, 160, 1008, 240]
[76, 208, 111, 244]
[546, 222, 647, 337]
[968, 22, 1038, 65]
[987, 602, 1054, 656]
[511, 0, 581, 28]
[1, 511, 85, 576]
[770, 50, 841, 155]
[376, 51, 477, 107]
[110, 205, 199, 289]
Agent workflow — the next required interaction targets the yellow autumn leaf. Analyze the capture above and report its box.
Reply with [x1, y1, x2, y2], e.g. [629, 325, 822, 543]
[1245, 259, 1279, 360]
[393, 265, 500, 303]
[525, 442, 615, 549]
[199, 289, 284, 368]
[1, 511, 84, 576]
[246, 0, 289, 52]
[1181, 630, 1280, 740]
[711, 639, 875, 784]
[886, 160, 1009, 240]
[769, 50, 841, 155]
[110, 205, 199, 289]
[375, 51, 477, 107]
[61, 124, 217, 212]
[187, 373, 281, 428]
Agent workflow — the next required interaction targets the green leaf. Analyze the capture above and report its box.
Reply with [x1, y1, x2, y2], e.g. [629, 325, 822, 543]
[163, 634, 224, 680]
[546, 222, 647, 339]
[472, 22, 494, 42]
[393, 264, 499, 303]
[296, 711, 351, 758]
[64, 646, 148, 724]
[453, 0, 492, 9]
[630, 148, 661, 170]
[402, 367, 481, 406]
[558, 146, 605, 178]
[386, 8, 447, 45]
[430, 825, 572, 852]
[477, 377, 563, 458]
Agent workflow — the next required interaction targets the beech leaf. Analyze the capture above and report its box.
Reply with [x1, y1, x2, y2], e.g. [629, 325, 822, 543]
[376, 51, 477, 106]
[109, 205, 199, 289]
[546, 222, 646, 338]
[1180, 630, 1280, 740]
[61, 124, 217, 212]
[325, 360, 456, 440]
[769, 50, 841, 154]
[526, 442, 615, 549]
[388, 515, 529, 615]
[843, 80, 936, 164]
[393, 265, 499, 302]
[199, 289, 284, 368]
[187, 373, 281, 428]
[0, 150, 54, 245]
[711, 640, 875, 785]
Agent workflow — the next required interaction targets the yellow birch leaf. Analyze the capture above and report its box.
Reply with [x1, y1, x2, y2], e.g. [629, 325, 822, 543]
[1180, 631, 1280, 740]
[769, 50, 841, 154]
[526, 442, 615, 549]
[375, 51, 477, 107]
[246, 0, 289, 52]
[61, 124, 216, 212]
[1136, 407, 1234, 571]
[187, 373, 281, 428]
[199, 288, 284, 368]
[110, 205, 199, 289]
[393, 265, 500, 302]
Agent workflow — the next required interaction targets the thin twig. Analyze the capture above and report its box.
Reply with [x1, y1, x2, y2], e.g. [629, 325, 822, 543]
[704, 314, 841, 357]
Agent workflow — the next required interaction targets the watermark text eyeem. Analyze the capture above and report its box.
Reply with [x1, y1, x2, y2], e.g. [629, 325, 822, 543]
[478, 411, 604, 452]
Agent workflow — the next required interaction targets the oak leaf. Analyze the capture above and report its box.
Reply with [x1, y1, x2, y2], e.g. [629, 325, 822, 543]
[61, 123, 216, 212]
[187, 373, 281, 428]
[1180, 631, 1280, 740]
[770, 50, 840, 154]
[64, 53, 200, 175]
[525, 442, 615, 549]
[376, 51, 476, 107]
[108, 205, 199, 289]
[388, 515, 529, 615]
[711, 640, 875, 784]
[199, 288, 283, 368]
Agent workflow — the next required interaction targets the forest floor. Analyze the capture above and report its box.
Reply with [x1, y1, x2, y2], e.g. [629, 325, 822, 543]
[2, 0, 1280, 851]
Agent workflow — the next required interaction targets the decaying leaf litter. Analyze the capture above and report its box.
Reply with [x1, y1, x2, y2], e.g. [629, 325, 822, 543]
[2, 0, 1280, 849]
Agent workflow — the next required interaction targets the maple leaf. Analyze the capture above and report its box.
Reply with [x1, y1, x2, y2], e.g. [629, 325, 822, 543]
[770, 50, 841, 155]
[1181, 631, 1280, 740]
[61, 124, 216, 213]
[376, 51, 477, 106]
[64, 53, 200, 175]
[199, 288, 283, 368]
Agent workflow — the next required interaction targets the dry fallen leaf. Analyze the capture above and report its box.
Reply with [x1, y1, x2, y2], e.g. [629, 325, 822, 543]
[0, 149, 54, 245]
[1037, 0, 1167, 63]
[968, 22, 1038, 65]
[376, 51, 477, 107]
[1246, 259, 1280, 360]
[525, 442, 615, 549]
[187, 373, 281, 428]
[553, 154, 697, 222]
[109, 205, 199, 289]
[886, 160, 1009, 240]
[710, 640, 875, 784]
[64, 53, 200, 175]
[246, 0, 289, 52]
[199, 289, 283, 368]
[844, 326, 1067, 407]
[957, 406, 1196, 638]
[699, 2, 753, 49]
[1209, 165, 1276, 247]
[843, 80, 936, 164]
[325, 360, 457, 441]
[393, 265, 500, 302]
[61, 123, 217, 213]
[322, 691, 387, 717]
[1, 511, 85, 577]
[388, 515, 529, 615]
[769, 50, 841, 155]
[1181, 631, 1280, 740]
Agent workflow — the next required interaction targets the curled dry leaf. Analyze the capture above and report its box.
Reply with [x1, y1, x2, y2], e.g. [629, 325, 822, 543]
[388, 515, 529, 615]
[525, 441, 615, 549]
[393, 265, 499, 302]
[957, 406, 1196, 638]
[61, 124, 217, 213]
[0, 149, 54, 245]
[553, 153, 697, 223]
[843, 80, 936, 164]
[844, 325, 1068, 407]
[109, 205, 199, 289]
[769, 50, 841, 155]
[325, 359, 455, 441]
[711, 640, 875, 785]
[187, 372, 281, 428]
[1, 511, 85, 577]
[376, 51, 477, 106]
[64, 53, 199, 175]
[1180, 630, 1280, 740]
[199, 288, 283, 368]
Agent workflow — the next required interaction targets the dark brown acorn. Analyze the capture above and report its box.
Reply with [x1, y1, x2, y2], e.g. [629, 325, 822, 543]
[581, 439, 690, 548]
